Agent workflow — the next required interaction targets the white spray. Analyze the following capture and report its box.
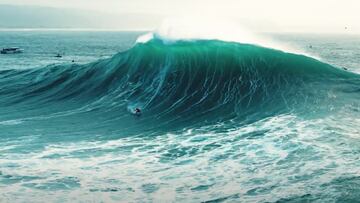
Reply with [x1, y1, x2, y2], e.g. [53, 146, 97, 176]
[136, 17, 313, 57]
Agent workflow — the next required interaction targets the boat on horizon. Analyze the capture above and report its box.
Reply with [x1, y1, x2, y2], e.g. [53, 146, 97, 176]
[0, 47, 24, 54]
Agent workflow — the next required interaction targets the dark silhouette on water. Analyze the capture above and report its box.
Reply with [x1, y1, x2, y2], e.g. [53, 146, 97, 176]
[134, 108, 141, 116]
[1, 47, 23, 54]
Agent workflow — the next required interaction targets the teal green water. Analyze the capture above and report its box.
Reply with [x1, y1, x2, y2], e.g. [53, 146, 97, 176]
[0, 35, 360, 202]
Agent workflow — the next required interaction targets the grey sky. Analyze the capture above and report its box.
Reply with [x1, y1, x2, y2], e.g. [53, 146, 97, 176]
[0, 0, 359, 32]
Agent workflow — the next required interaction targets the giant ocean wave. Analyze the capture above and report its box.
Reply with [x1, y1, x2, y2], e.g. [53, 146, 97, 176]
[0, 38, 358, 137]
[1, 35, 360, 202]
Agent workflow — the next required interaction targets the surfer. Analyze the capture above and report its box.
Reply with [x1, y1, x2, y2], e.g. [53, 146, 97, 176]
[134, 108, 141, 115]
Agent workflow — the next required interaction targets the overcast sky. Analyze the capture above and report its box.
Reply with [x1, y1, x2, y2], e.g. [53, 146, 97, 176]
[1, 0, 359, 32]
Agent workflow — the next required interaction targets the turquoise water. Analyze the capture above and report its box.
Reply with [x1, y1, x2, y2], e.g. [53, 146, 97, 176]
[0, 32, 360, 202]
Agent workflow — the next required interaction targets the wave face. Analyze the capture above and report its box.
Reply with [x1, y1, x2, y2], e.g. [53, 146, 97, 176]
[1, 39, 360, 202]
[0, 39, 357, 136]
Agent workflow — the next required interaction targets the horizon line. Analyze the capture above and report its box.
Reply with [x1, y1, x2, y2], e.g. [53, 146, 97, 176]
[0, 28, 150, 32]
[0, 28, 358, 35]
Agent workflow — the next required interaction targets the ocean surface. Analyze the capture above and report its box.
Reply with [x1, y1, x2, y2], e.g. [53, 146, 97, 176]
[0, 31, 359, 202]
